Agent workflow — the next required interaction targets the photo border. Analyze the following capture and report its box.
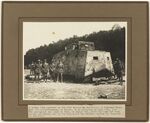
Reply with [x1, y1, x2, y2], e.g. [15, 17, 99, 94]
[2, 2, 148, 121]
[19, 17, 131, 105]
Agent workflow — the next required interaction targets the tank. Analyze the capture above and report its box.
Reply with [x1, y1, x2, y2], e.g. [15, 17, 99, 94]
[52, 41, 114, 82]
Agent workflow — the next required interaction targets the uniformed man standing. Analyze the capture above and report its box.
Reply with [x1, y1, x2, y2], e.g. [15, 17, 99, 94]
[30, 61, 36, 75]
[56, 60, 64, 82]
[114, 58, 124, 85]
[113, 60, 118, 79]
[49, 62, 57, 82]
[42, 59, 49, 82]
[35, 59, 42, 81]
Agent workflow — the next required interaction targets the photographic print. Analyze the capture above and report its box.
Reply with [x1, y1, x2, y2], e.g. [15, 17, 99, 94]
[23, 22, 127, 101]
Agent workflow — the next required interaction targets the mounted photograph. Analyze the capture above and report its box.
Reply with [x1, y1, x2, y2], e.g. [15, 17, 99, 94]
[23, 22, 127, 101]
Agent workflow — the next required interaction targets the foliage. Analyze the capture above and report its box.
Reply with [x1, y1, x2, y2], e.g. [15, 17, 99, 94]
[24, 27, 125, 66]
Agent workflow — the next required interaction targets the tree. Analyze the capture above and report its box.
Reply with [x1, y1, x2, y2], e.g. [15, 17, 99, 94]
[24, 27, 125, 67]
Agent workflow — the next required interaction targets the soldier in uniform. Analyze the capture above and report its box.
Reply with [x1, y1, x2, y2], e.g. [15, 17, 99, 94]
[49, 62, 57, 82]
[30, 61, 36, 75]
[35, 59, 42, 81]
[114, 58, 124, 85]
[113, 60, 118, 79]
[56, 60, 64, 82]
[42, 59, 49, 82]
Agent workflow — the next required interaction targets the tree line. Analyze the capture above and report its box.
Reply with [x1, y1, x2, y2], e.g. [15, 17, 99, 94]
[24, 26, 125, 67]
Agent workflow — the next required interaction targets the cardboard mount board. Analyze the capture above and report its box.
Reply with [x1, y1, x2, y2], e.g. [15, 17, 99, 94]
[1, 1, 149, 121]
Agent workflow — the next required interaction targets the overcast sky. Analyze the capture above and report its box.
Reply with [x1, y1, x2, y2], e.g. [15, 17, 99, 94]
[23, 22, 127, 55]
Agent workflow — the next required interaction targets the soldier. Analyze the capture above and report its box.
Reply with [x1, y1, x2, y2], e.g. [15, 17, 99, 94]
[56, 60, 64, 82]
[114, 58, 124, 85]
[30, 61, 36, 75]
[113, 60, 118, 79]
[35, 59, 42, 81]
[49, 62, 57, 82]
[41, 59, 49, 82]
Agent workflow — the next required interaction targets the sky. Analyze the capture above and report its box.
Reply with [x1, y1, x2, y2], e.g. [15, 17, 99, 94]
[23, 22, 127, 55]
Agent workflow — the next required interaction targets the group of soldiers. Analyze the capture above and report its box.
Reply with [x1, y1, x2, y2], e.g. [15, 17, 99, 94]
[28, 58, 124, 84]
[29, 59, 64, 82]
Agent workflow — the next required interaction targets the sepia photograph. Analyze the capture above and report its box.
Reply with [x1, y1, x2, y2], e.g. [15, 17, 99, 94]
[23, 22, 127, 101]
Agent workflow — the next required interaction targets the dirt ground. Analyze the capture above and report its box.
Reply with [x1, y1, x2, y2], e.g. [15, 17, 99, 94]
[24, 69, 125, 100]
[24, 82, 125, 100]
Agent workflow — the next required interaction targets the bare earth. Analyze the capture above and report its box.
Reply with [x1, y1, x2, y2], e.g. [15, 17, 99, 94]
[24, 69, 125, 100]
[24, 81, 125, 100]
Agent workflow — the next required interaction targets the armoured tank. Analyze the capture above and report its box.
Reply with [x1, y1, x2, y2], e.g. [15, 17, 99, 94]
[52, 41, 114, 81]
